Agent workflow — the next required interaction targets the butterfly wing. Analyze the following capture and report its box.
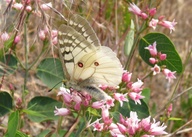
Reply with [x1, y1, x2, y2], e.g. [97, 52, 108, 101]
[58, 14, 101, 80]
[73, 46, 123, 87]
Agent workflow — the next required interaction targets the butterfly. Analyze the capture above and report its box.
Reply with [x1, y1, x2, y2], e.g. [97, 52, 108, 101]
[58, 14, 123, 100]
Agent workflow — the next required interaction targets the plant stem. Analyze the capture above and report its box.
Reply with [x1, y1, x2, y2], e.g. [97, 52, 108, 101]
[124, 21, 147, 70]
[64, 114, 81, 137]
[23, 15, 29, 104]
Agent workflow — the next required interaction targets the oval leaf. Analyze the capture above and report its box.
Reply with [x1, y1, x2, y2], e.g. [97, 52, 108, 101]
[124, 20, 135, 56]
[129, 99, 150, 118]
[0, 54, 18, 76]
[37, 58, 64, 88]
[139, 33, 183, 73]
[26, 96, 62, 122]
[0, 92, 13, 117]
[117, 100, 149, 119]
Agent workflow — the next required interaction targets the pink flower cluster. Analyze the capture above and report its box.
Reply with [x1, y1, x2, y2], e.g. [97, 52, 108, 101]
[54, 80, 167, 136]
[0, 32, 20, 44]
[91, 111, 167, 137]
[38, 26, 58, 45]
[149, 17, 177, 33]
[122, 71, 145, 105]
[128, 3, 177, 33]
[145, 41, 176, 82]
[5, 0, 52, 12]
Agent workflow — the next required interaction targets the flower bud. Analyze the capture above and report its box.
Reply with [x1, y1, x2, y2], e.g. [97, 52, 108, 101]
[1, 32, 9, 41]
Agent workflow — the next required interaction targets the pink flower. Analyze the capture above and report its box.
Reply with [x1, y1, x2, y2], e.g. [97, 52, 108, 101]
[52, 36, 58, 45]
[110, 127, 123, 137]
[128, 3, 142, 16]
[145, 41, 158, 56]
[139, 116, 151, 132]
[41, 2, 52, 10]
[102, 106, 112, 124]
[54, 106, 70, 116]
[149, 119, 168, 135]
[113, 93, 128, 107]
[159, 52, 167, 60]
[38, 30, 46, 40]
[125, 111, 140, 135]
[99, 84, 108, 90]
[122, 71, 132, 83]
[14, 35, 21, 44]
[12, 3, 23, 10]
[72, 92, 82, 110]
[51, 30, 58, 38]
[106, 98, 115, 108]
[128, 92, 145, 105]
[158, 19, 177, 33]
[128, 3, 148, 19]
[149, 18, 159, 30]
[140, 12, 148, 19]
[92, 100, 105, 109]
[119, 114, 126, 125]
[93, 122, 104, 131]
[151, 64, 161, 75]
[26, 6, 32, 12]
[57, 87, 72, 104]
[162, 68, 176, 82]
[1, 32, 9, 41]
[167, 103, 173, 116]
[131, 79, 143, 92]
[148, 8, 157, 16]
[117, 123, 127, 134]
[149, 57, 157, 64]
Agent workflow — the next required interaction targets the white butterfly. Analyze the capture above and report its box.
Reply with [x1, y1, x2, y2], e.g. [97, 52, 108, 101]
[58, 14, 123, 100]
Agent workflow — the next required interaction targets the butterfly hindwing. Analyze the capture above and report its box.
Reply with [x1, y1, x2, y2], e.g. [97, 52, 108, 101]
[73, 46, 123, 87]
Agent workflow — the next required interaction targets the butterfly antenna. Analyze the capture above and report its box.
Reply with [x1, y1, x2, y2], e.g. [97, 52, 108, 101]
[48, 81, 63, 92]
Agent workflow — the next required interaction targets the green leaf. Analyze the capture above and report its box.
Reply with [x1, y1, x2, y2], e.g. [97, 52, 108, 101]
[0, 36, 14, 59]
[87, 107, 100, 117]
[15, 130, 29, 137]
[141, 88, 150, 105]
[0, 92, 13, 117]
[36, 130, 51, 137]
[37, 58, 64, 88]
[168, 117, 183, 121]
[117, 100, 149, 119]
[4, 111, 19, 137]
[51, 130, 68, 137]
[124, 20, 135, 56]
[111, 111, 121, 122]
[129, 99, 150, 118]
[27, 96, 62, 122]
[117, 101, 130, 117]
[0, 54, 18, 76]
[75, 120, 86, 137]
[139, 33, 183, 73]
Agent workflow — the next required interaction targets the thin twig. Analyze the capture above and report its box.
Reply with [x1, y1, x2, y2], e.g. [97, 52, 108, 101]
[64, 115, 81, 137]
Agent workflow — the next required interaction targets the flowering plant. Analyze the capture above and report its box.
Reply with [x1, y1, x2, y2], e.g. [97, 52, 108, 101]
[0, 1, 190, 137]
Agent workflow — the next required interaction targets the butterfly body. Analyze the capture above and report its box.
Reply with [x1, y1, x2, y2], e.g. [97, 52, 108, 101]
[58, 15, 123, 100]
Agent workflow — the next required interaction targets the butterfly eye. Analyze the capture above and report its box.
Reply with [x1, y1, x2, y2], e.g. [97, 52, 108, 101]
[78, 62, 84, 68]
[94, 62, 99, 66]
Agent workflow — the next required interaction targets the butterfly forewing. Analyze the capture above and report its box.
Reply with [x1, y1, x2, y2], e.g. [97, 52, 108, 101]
[58, 24, 97, 79]
[68, 14, 101, 48]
